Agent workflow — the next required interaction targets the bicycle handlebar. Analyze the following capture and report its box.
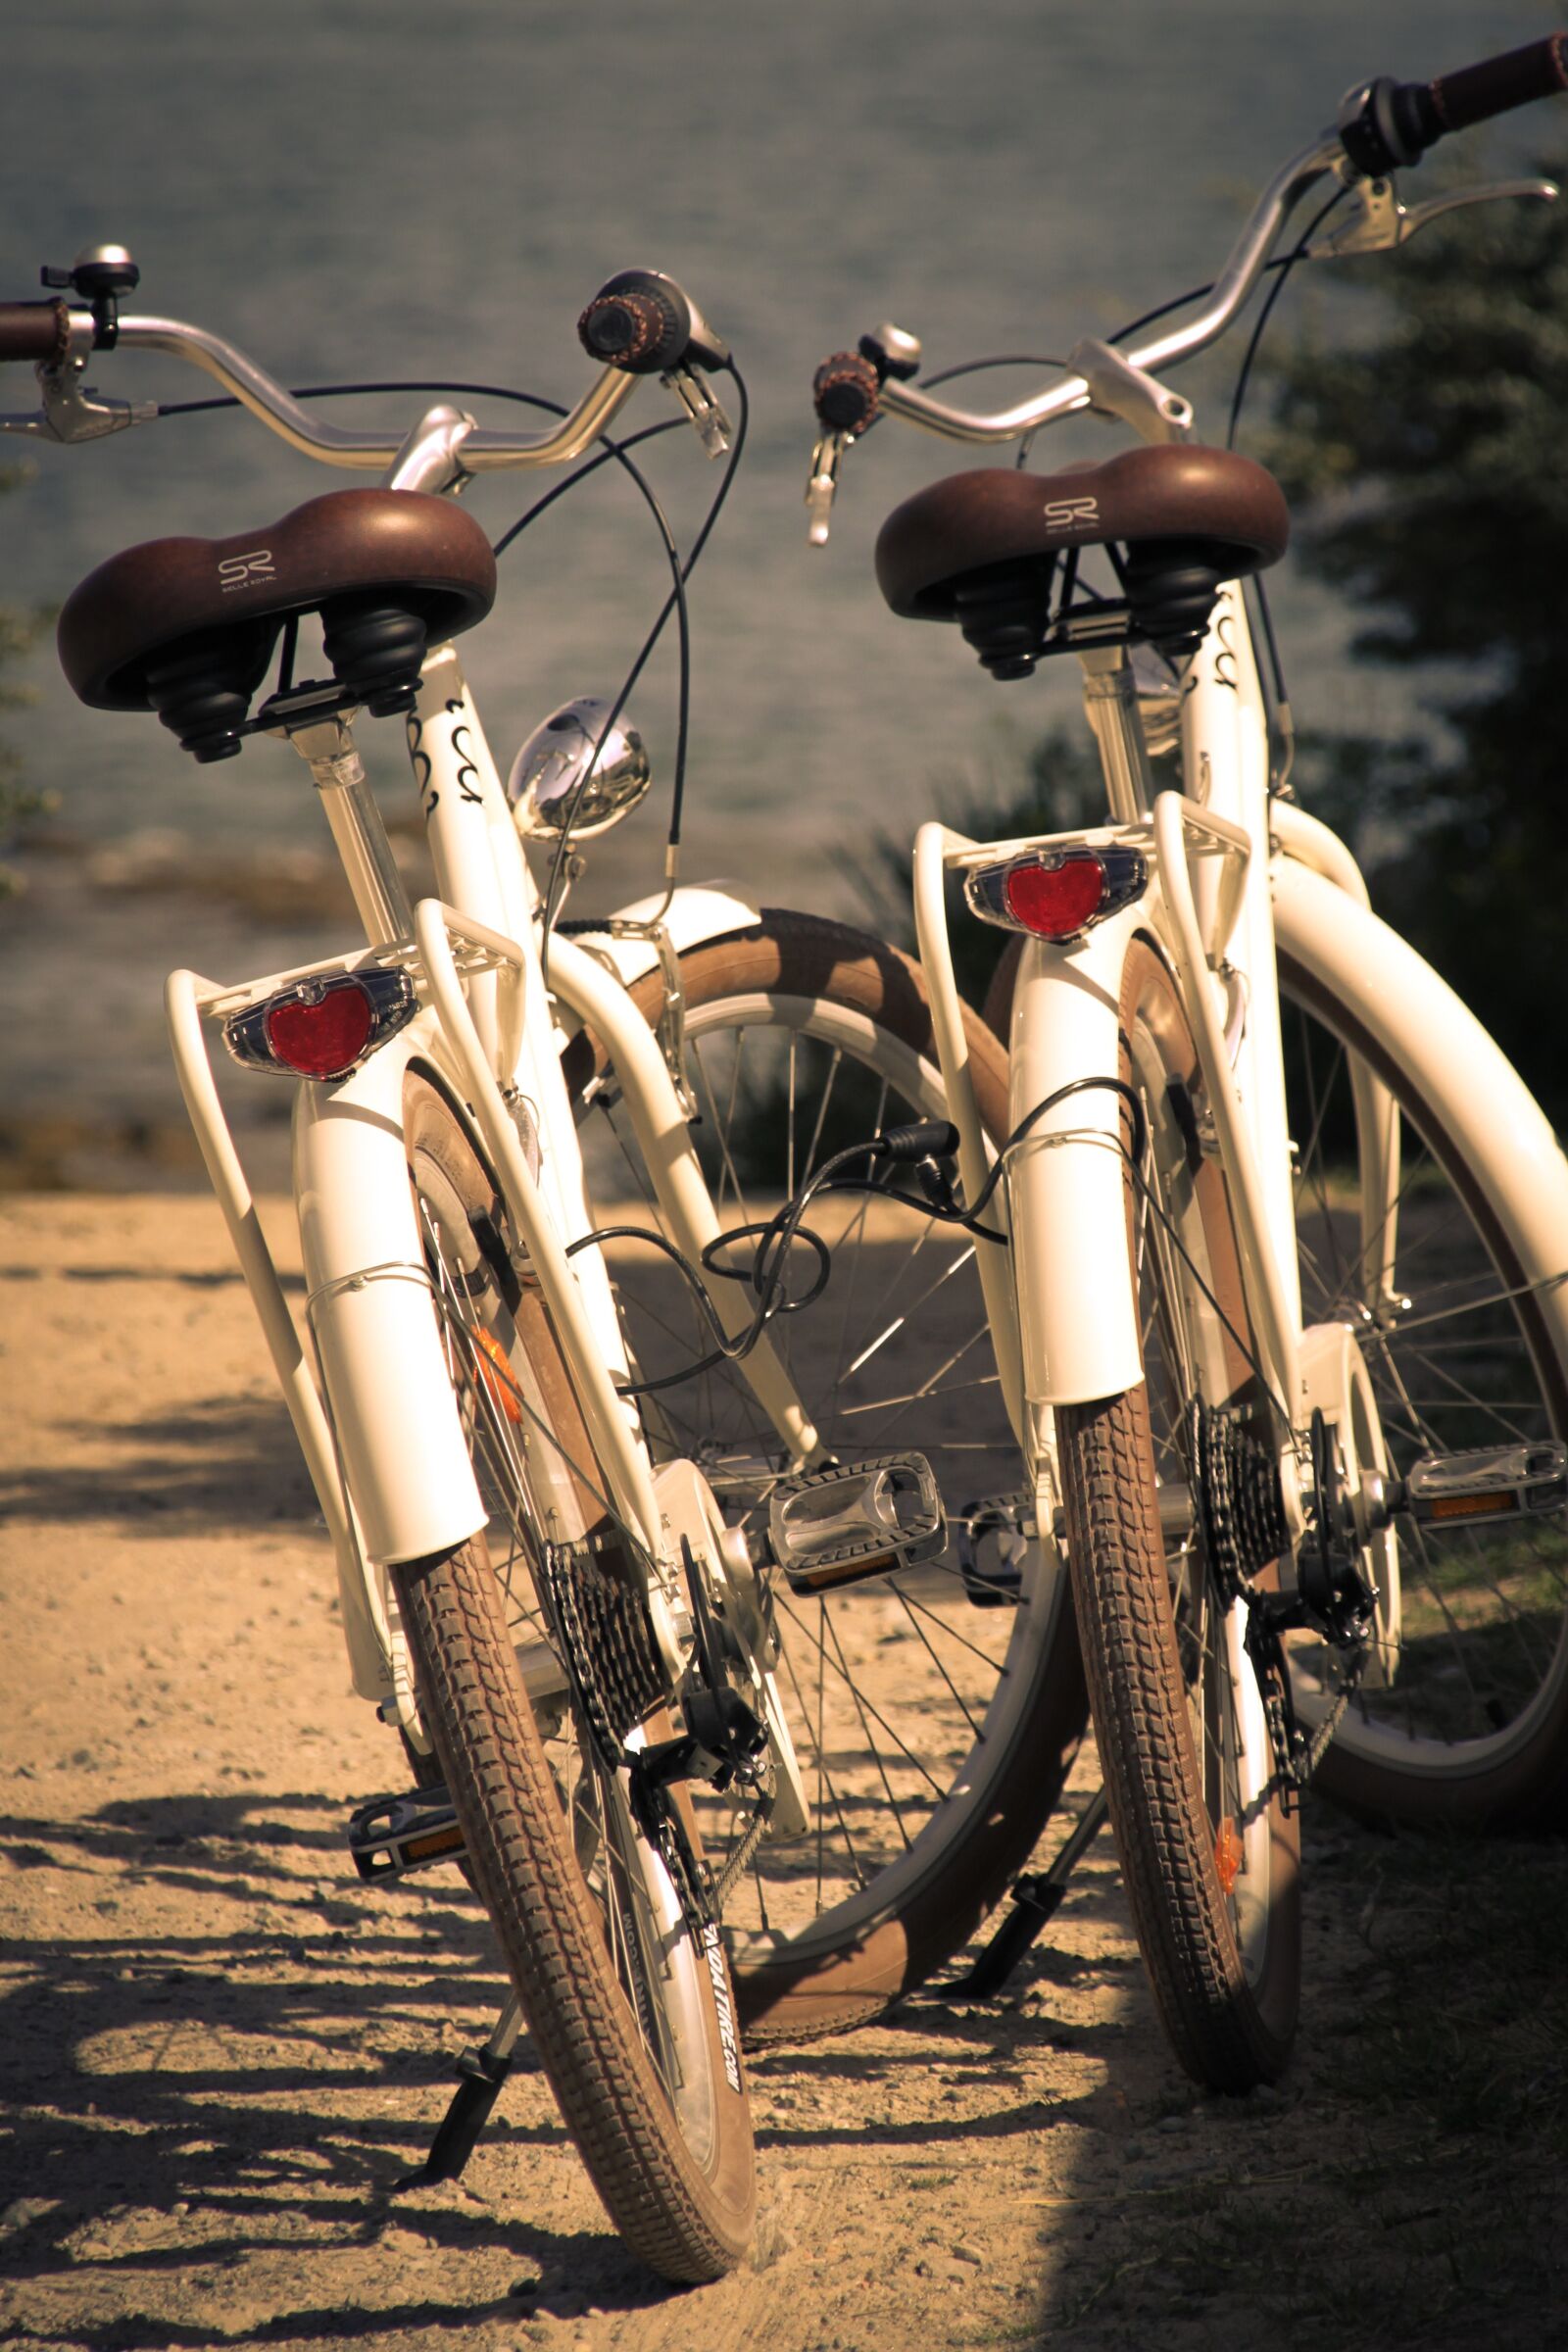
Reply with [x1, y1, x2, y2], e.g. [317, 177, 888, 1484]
[111, 312, 642, 470]
[1342, 36, 1568, 174]
[810, 36, 1568, 464]
[0, 264, 728, 472]
[815, 127, 1343, 452]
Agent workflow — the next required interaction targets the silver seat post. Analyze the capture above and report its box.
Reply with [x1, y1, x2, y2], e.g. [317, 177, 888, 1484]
[1078, 645, 1155, 824]
[288, 712, 414, 948]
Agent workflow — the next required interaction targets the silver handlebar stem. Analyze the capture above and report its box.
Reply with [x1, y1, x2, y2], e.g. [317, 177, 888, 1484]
[875, 130, 1344, 447]
[114, 316, 644, 470]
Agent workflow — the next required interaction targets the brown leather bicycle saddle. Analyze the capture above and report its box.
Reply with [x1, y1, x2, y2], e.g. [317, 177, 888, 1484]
[874, 445, 1290, 676]
[57, 488, 498, 761]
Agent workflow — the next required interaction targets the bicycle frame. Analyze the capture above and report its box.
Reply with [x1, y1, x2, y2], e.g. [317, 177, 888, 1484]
[912, 575, 1568, 1545]
[166, 632, 825, 1720]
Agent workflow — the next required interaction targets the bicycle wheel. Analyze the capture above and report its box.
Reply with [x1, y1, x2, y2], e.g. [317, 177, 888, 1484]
[393, 1072, 754, 2283]
[562, 913, 1087, 2039]
[1054, 939, 1300, 2091]
[1277, 946, 1568, 1827]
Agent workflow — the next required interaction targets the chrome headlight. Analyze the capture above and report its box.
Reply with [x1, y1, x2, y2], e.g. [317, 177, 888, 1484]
[506, 697, 652, 843]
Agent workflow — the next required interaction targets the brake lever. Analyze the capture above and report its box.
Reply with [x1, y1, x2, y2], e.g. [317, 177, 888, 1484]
[1305, 171, 1557, 261]
[663, 362, 732, 459]
[1, 368, 158, 444]
[805, 430, 846, 546]
[1, 301, 157, 443]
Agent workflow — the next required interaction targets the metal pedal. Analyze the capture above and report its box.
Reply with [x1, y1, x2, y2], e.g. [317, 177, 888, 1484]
[348, 1786, 466, 1881]
[767, 1453, 945, 1594]
[1399, 1442, 1567, 1531]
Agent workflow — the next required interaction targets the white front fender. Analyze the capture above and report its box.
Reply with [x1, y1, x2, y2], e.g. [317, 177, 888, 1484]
[293, 1011, 486, 1566]
[1004, 907, 1146, 1406]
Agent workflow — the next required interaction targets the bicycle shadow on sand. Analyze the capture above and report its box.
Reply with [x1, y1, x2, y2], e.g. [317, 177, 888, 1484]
[0, 1784, 690, 2341]
[1019, 1804, 1568, 2350]
[0, 1397, 319, 1534]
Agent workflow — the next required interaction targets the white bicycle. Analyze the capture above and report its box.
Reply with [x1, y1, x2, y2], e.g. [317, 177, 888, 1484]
[1, 255, 1097, 2268]
[804, 33, 1568, 2088]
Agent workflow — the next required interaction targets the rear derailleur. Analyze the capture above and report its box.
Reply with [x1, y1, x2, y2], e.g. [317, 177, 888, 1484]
[1188, 1397, 1568, 1807]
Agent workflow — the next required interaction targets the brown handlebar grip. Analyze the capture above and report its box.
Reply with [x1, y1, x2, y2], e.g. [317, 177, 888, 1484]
[0, 299, 72, 366]
[1425, 33, 1568, 134]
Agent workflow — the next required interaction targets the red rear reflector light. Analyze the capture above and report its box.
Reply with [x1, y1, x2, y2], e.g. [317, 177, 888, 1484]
[265, 981, 376, 1079]
[1004, 855, 1107, 938]
[963, 844, 1147, 941]
[224, 968, 416, 1083]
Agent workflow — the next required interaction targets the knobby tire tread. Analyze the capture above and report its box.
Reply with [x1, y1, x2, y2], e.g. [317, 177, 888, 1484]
[1053, 941, 1298, 2092]
[394, 1533, 752, 2281]
[1058, 1395, 1292, 2091]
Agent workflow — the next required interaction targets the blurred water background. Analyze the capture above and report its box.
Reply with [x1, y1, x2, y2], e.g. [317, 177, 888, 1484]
[1, 0, 1557, 1182]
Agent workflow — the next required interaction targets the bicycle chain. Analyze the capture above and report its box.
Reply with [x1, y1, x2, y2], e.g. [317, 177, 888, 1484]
[1187, 1398, 1291, 1601]
[1188, 1396, 1364, 1808]
[1234, 1642, 1371, 1832]
[709, 1759, 776, 1914]
[538, 1537, 771, 1931]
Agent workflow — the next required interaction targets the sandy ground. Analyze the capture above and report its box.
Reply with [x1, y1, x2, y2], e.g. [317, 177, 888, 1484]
[2, 1195, 1565, 2352]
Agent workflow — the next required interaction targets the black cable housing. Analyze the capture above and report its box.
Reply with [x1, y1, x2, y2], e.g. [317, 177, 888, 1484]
[567, 1075, 1150, 1399]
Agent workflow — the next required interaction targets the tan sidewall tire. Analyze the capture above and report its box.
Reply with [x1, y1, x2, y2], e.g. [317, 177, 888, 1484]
[1057, 941, 1300, 2091]
[399, 1074, 754, 2281]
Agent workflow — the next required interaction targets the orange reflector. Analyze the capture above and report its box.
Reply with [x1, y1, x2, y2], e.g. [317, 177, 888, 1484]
[476, 1329, 523, 1424]
[405, 1825, 466, 1863]
[1214, 1816, 1243, 1895]
[1430, 1490, 1518, 1521]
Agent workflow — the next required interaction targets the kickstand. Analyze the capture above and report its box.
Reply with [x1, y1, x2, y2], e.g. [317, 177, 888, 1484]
[398, 1992, 524, 2188]
[947, 1788, 1110, 2000]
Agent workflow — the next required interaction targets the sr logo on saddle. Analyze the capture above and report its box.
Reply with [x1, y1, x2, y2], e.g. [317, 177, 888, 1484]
[218, 548, 276, 591]
[1042, 495, 1099, 530]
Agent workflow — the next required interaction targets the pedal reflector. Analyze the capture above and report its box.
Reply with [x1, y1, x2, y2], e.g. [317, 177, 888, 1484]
[349, 1787, 466, 1881]
[1403, 1442, 1567, 1530]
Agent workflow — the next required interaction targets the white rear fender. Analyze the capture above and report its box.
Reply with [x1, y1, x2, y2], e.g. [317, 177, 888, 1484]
[293, 1010, 485, 1565]
[1005, 907, 1146, 1405]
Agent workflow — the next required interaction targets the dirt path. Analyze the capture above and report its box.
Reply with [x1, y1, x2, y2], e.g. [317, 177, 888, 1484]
[2, 1196, 1564, 2352]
